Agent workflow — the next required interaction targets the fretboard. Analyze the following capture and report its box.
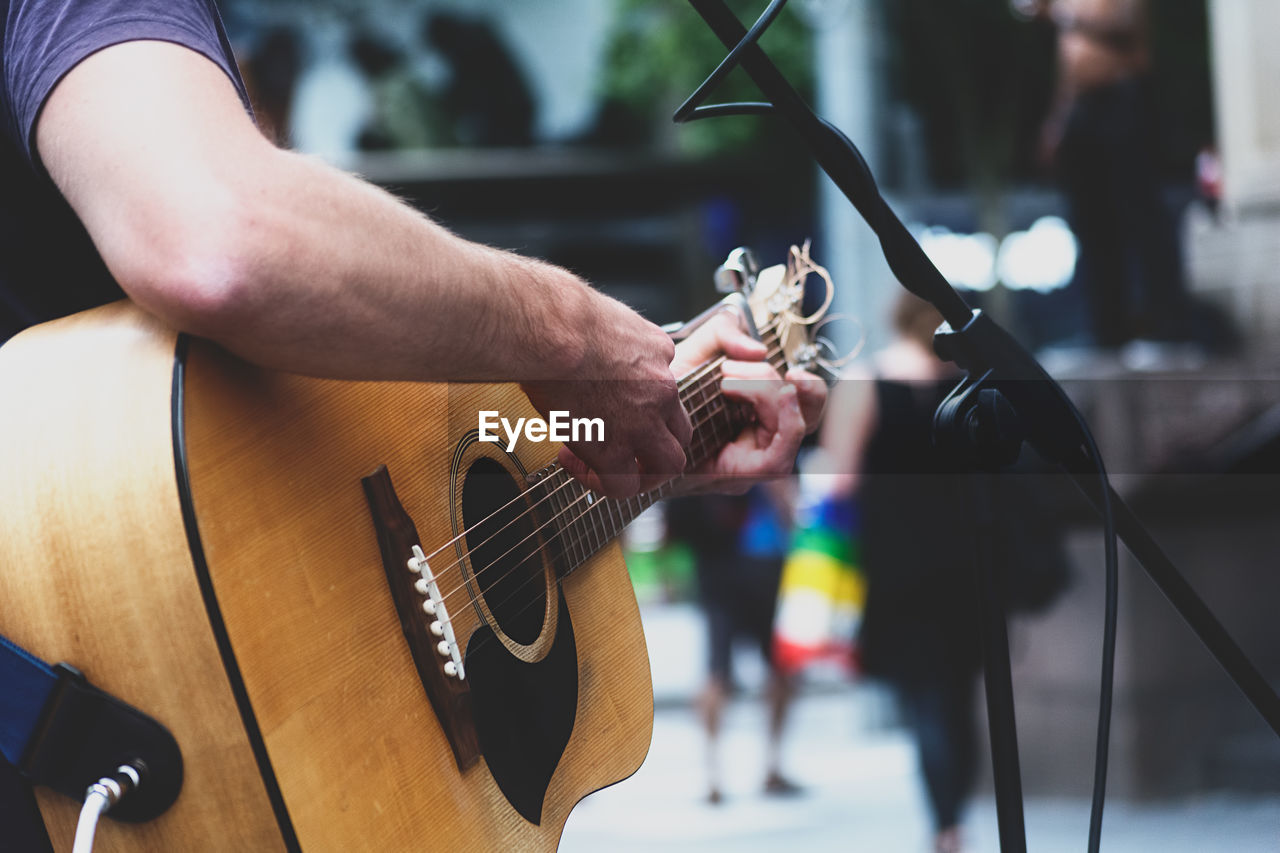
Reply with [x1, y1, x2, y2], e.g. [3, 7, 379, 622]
[531, 324, 785, 578]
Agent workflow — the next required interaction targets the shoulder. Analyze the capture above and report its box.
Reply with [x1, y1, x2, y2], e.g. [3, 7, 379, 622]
[6, 0, 249, 165]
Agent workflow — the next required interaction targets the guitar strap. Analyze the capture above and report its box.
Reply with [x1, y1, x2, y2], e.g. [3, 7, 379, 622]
[0, 634, 61, 851]
[0, 634, 65, 772]
[0, 632, 185, 836]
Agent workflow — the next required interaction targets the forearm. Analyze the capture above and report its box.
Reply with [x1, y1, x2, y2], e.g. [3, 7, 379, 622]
[163, 148, 599, 382]
[39, 40, 600, 384]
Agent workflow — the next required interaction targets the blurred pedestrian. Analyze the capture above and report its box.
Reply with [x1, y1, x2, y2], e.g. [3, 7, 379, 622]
[1023, 0, 1192, 350]
[671, 485, 802, 804]
[424, 11, 536, 148]
[823, 292, 975, 853]
[348, 31, 450, 151]
[823, 291, 1070, 851]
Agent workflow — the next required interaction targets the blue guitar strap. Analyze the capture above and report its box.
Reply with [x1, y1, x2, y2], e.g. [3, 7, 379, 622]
[0, 634, 61, 770]
[0, 634, 62, 852]
[0, 631, 185, 830]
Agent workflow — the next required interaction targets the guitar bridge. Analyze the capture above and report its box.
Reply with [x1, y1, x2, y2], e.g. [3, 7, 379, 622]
[407, 545, 465, 680]
[362, 465, 480, 770]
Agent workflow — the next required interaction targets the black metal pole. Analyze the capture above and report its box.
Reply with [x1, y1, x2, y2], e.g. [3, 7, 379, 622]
[1080, 481, 1280, 736]
[973, 472, 1029, 852]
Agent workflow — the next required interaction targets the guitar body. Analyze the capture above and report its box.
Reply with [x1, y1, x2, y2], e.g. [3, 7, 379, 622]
[0, 301, 653, 851]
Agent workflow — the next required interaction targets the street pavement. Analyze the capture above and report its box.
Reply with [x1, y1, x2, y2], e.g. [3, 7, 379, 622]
[557, 603, 1280, 852]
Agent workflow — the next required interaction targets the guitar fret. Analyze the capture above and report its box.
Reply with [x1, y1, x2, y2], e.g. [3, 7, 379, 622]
[546, 471, 566, 573]
[598, 496, 611, 549]
[711, 391, 732, 445]
[568, 480, 589, 568]
[559, 473, 584, 573]
[582, 487, 600, 561]
[584, 489, 602, 558]
[533, 475, 559, 573]
[595, 499, 607, 545]
[598, 501, 612, 548]
[594, 497, 610, 553]
[607, 496, 622, 541]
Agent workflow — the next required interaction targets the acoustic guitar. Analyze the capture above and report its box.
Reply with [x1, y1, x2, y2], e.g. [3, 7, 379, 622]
[0, 249, 834, 851]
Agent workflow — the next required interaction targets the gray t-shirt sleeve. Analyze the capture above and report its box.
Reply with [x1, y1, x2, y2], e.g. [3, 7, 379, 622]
[2, 0, 251, 166]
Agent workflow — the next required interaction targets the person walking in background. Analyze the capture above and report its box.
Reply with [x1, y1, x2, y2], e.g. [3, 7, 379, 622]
[1019, 0, 1193, 354]
[823, 292, 976, 853]
[823, 291, 1070, 852]
[670, 485, 802, 805]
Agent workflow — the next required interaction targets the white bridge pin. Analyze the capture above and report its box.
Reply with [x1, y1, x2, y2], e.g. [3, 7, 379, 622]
[406, 543, 464, 680]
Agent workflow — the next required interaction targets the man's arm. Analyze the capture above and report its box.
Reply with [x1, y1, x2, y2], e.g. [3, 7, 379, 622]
[39, 41, 644, 384]
[37, 40, 692, 496]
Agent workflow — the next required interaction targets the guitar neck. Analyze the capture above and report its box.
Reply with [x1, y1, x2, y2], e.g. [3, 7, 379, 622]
[534, 324, 785, 578]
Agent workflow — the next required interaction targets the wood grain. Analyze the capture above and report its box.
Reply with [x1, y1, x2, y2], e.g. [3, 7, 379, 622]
[0, 302, 283, 851]
[181, 341, 653, 851]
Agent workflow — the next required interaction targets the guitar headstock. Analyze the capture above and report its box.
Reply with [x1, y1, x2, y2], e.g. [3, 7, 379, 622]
[714, 242, 856, 382]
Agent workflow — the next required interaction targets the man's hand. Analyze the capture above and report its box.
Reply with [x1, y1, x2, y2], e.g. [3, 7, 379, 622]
[548, 307, 824, 498]
[669, 309, 826, 432]
[523, 292, 692, 499]
[670, 311, 826, 495]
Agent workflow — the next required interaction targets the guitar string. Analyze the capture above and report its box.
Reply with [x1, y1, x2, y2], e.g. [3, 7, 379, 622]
[424, 332, 789, 620]
[426, 371, 738, 613]
[405, 317, 782, 573]
[415, 325, 784, 608]
[431, 394, 737, 621]
[459, 399, 740, 654]
[435, 356, 778, 653]
[433, 348, 787, 661]
[444, 396, 740, 662]
[424, 330, 788, 612]
[407, 360, 725, 609]
[453, 330, 794, 653]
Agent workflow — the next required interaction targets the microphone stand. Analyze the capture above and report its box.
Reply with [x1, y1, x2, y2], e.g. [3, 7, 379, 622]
[678, 2, 1280, 851]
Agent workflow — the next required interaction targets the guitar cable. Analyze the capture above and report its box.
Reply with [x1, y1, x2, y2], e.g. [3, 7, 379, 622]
[72, 764, 142, 853]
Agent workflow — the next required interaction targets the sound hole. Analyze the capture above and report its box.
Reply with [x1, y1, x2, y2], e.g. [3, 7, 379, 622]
[462, 457, 546, 645]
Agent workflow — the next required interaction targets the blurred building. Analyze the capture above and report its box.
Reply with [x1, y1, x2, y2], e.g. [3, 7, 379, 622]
[1188, 1, 1280, 347]
[999, 0, 1280, 800]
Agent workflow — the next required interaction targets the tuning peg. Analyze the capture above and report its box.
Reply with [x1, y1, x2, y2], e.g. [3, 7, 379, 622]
[715, 247, 759, 294]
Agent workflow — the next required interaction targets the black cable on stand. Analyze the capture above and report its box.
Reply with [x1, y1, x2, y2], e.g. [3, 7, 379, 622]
[674, 2, 1280, 851]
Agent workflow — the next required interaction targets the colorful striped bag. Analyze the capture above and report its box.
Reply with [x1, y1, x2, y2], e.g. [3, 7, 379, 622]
[772, 494, 864, 674]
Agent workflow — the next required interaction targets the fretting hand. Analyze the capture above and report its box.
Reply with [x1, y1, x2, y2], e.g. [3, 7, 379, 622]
[551, 308, 825, 498]
[521, 291, 691, 499]
[669, 311, 825, 495]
